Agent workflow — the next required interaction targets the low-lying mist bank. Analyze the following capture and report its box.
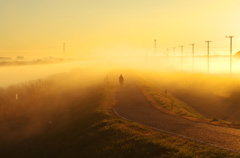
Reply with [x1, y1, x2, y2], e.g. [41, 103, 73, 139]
[0, 60, 104, 87]
[0, 68, 110, 157]
[106, 57, 240, 122]
[0, 66, 111, 142]
[2, 55, 240, 123]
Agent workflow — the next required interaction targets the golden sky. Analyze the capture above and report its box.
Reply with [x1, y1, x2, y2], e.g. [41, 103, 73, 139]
[1, 0, 240, 58]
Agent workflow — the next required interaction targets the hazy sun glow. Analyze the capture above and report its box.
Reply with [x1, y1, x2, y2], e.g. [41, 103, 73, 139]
[1, 0, 240, 59]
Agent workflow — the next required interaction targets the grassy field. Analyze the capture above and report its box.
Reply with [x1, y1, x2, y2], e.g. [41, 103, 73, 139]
[0, 70, 239, 157]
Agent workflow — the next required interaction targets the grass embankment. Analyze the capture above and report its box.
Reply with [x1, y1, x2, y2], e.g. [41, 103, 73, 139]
[0, 70, 239, 157]
[134, 74, 205, 121]
[134, 72, 240, 128]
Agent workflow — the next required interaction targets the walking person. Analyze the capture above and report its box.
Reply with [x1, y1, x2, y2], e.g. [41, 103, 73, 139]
[119, 74, 124, 86]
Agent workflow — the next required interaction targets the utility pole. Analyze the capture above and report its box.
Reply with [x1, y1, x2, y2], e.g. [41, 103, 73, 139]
[205, 41, 212, 74]
[173, 47, 176, 57]
[226, 36, 234, 76]
[63, 42, 65, 57]
[173, 47, 176, 63]
[154, 39, 157, 55]
[180, 45, 183, 71]
[166, 48, 169, 65]
[189, 43, 195, 72]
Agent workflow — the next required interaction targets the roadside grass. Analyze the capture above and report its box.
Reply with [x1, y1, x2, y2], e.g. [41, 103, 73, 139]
[134, 71, 240, 128]
[0, 70, 239, 157]
[95, 78, 240, 158]
[134, 73, 205, 121]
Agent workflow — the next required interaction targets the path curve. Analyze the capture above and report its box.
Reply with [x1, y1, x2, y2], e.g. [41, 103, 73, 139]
[114, 81, 240, 153]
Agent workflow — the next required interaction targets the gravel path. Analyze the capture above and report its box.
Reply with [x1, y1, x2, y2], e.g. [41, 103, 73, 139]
[114, 81, 240, 152]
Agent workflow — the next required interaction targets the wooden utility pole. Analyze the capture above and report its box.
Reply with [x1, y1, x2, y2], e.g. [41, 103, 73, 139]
[205, 41, 212, 74]
[226, 36, 234, 76]
[180, 45, 183, 71]
[190, 43, 195, 72]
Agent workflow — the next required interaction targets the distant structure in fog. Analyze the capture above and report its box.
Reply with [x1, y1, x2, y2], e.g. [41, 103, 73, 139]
[16, 56, 24, 60]
[189, 43, 195, 72]
[154, 39, 157, 55]
[173, 47, 176, 57]
[63, 42, 65, 57]
[180, 45, 183, 70]
[226, 36, 234, 76]
[0, 57, 11, 60]
[205, 41, 212, 74]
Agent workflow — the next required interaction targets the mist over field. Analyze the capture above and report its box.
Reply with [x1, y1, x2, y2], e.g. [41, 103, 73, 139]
[0, 63, 110, 141]
[106, 55, 240, 122]
[1, 54, 240, 156]
[123, 55, 240, 122]
[2, 0, 240, 156]
[1, 55, 240, 122]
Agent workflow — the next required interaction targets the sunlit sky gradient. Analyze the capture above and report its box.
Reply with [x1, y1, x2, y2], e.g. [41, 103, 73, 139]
[1, 0, 240, 58]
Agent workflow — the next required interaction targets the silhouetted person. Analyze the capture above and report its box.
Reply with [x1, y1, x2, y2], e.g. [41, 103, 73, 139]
[104, 75, 109, 84]
[165, 90, 168, 95]
[119, 74, 124, 86]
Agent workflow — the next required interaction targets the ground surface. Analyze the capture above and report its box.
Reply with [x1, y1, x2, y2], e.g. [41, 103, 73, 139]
[114, 79, 240, 153]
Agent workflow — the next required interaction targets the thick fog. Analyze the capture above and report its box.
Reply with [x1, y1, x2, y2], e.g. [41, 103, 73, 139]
[1, 54, 240, 141]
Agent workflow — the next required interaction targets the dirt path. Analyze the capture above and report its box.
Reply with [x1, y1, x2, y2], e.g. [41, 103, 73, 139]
[114, 80, 240, 153]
